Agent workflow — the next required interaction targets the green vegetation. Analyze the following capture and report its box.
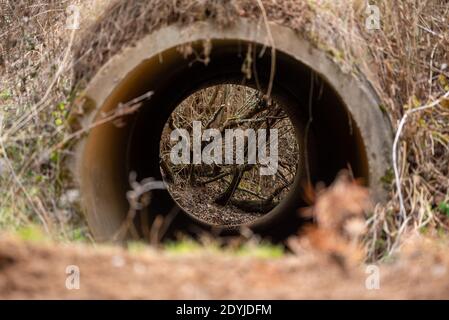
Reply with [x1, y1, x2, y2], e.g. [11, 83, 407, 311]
[16, 225, 49, 243]
[380, 169, 394, 187]
[438, 202, 449, 217]
[0, 89, 12, 100]
[164, 240, 217, 254]
[235, 243, 284, 258]
[127, 241, 151, 254]
[70, 227, 90, 243]
[164, 239, 284, 258]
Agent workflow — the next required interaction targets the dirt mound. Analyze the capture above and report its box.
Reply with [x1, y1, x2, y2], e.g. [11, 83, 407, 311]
[1, 235, 449, 299]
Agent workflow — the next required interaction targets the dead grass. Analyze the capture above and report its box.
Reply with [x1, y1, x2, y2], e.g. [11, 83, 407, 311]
[360, 0, 449, 259]
[0, 0, 87, 240]
[0, 0, 448, 260]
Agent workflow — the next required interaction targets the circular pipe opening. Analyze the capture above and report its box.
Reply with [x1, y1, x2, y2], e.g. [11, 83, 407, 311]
[159, 84, 301, 227]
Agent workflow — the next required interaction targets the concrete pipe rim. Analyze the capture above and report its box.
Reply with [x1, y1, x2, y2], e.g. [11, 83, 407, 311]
[74, 19, 393, 242]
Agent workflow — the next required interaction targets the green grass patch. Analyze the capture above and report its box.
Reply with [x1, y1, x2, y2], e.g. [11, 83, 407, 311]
[438, 202, 449, 217]
[235, 242, 285, 259]
[163, 239, 284, 258]
[127, 241, 150, 254]
[16, 225, 50, 243]
[70, 227, 89, 242]
[164, 240, 206, 254]
[0, 89, 12, 100]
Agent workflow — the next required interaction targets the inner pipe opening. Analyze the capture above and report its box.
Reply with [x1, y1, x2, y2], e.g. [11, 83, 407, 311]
[159, 84, 300, 227]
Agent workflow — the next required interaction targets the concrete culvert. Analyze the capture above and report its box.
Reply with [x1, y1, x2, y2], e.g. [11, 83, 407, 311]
[73, 18, 392, 242]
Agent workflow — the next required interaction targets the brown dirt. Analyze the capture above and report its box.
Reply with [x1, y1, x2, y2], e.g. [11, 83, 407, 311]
[168, 183, 265, 226]
[1, 235, 449, 300]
